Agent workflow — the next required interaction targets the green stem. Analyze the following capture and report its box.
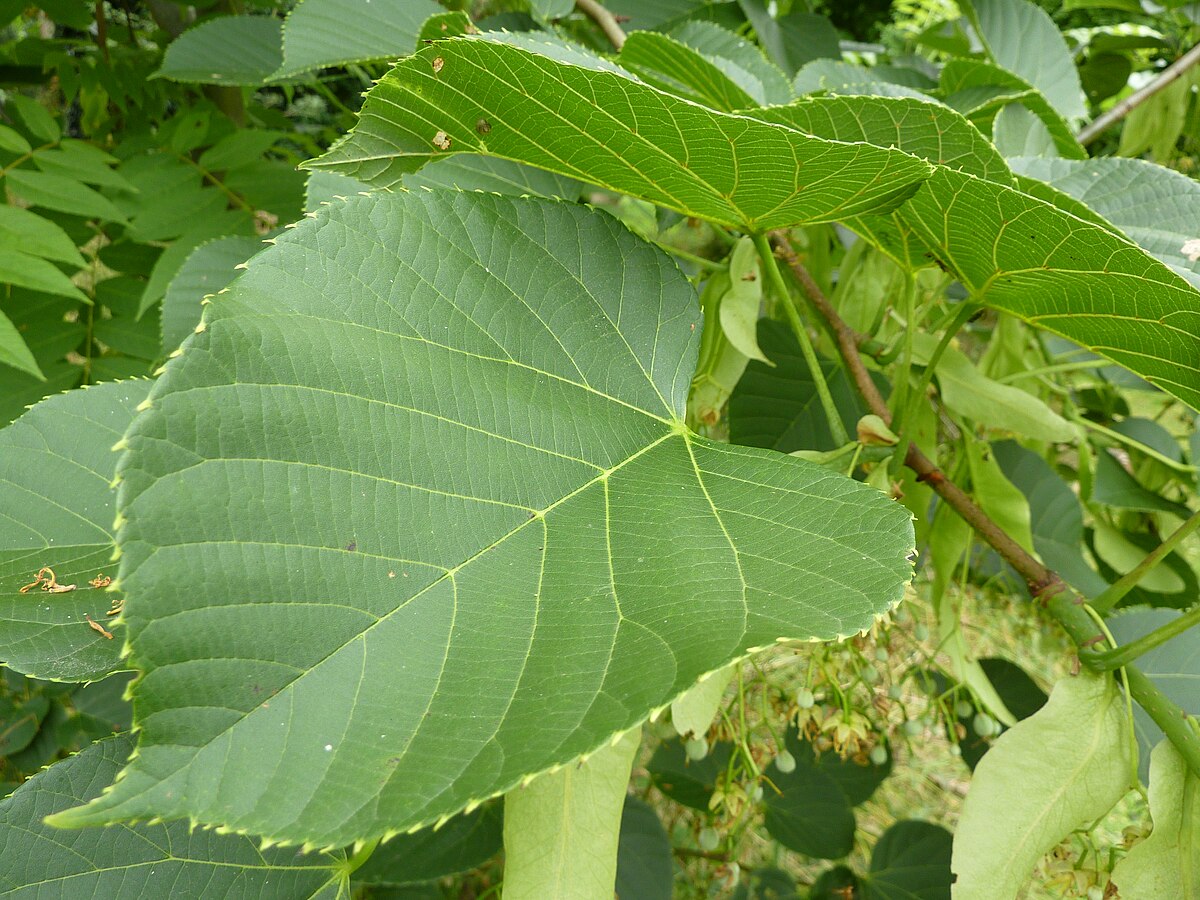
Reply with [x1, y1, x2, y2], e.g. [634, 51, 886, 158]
[1073, 415, 1197, 475]
[1086, 603, 1200, 671]
[1124, 664, 1200, 778]
[888, 272, 916, 429]
[995, 359, 1111, 383]
[656, 244, 728, 271]
[1091, 508, 1200, 614]
[752, 232, 849, 446]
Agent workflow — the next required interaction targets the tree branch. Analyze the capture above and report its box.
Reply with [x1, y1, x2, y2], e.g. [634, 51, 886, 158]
[768, 230, 1200, 778]
[1078, 41, 1200, 146]
[576, 0, 626, 50]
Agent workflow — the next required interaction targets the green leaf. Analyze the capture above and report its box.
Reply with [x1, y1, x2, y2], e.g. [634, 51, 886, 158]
[401, 154, 581, 200]
[1093, 450, 1192, 517]
[6, 93, 61, 144]
[0, 123, 31, 154]
[529, 0, 574, 19]
[0, 204, 85, 268]
[670, 664, 735, 739]
[951, 671, 1134, 898]
[5, 169, 128, 223]
[0, 380, 151, 681]
[1111, 741, 1200, 899]
[719, 237, 768, 363]
[305, 171, 370, 214]
[0, 248, 88, 301]
[503, 728, 640, 900]
[620, 31, 760, 111]
[866, 820, 953, 899]
[0, 733, 345, 897]
[964, 0, 1087, 123]
[615, 796, 673, 900]
[51, 190, 915, 846]
[155, 16, 283, 86]
[0, 291, 85, 426]
[794, 60, 932, 100]
[1091, 522, 1194, 602]
[911, 335, 1075, 443]
[738, 2, 839, 75]
[1109, 608, 1198, 780]
[992, 103, 1057, 159]
[352, 803, 502, 886]
[309, 41, 934, 229]
[670, 20, 792, 106]
[0, 308, 43, 380]
[0, 694, 49, 755]
[728, 319, 871, 453]
[648, 737, 735, 810]
[964, 439, 1036, 557]
[33, 145, 134, 191]
[993, 441, 1109, 597]
[162, 236, 263, 353]
[197, 129, 286, 172]
[275, 0, 441, 78]
[939, 59, 1085, 160]
[1008, 156, 1200, 290]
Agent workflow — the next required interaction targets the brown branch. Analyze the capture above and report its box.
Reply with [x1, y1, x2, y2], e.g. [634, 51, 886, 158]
[1078, 41, 1200, 146]
[576, 0, 626, 50]
[767, 230, 1200, 776]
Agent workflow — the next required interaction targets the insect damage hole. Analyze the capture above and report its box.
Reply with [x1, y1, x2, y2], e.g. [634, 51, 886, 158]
[433, 130, 452, 151]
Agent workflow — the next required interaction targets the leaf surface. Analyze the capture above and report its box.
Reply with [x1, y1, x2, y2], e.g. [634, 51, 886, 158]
[275, 0, 441, 78]
[0, 381, 150, 681]
[0, 734, 343, 898]
[951, 671, 1133, 898]
[309, 40, 933, 229]
[155, 16, 283, 86]
[51, 191, 915, 847]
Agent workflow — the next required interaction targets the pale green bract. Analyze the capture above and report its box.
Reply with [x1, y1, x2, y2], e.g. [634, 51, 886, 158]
[51, 191, 915, 847]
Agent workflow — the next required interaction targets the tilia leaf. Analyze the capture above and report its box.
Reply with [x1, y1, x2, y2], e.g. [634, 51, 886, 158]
[50, 191, 915, 847]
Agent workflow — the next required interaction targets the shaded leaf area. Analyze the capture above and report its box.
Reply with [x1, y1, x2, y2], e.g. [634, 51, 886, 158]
[155, 16, 283, 86]
[1110, 608, 1200, 781]
[275, 0, 441, 78]
[728, 321, 873, 454]
[1009, 156, 1200, 289]
[917, 657, 1048, 770]
[162, 237, 265, 354]
[993, 441, 1108, 597]
[647, 738, 734, 810]
[738, 1, 840, 75]
[615, 796, 673, 900]
[808, 823, 952, 898]
[54, 191, 915, 847]
[0, 734, 344, 898]
[0, 381, 150, 681]
[763, 728, 890, 859]
[352, 804, 501, 887]
[310, 41, 933, 228]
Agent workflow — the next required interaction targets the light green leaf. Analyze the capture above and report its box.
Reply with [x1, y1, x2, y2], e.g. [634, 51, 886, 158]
[309, 40, 934, 229]
[402, 154, 581, 200]
[0, 248, 87, 301]
[670, 20, 792, 106]
[6, 93, 61, 144]
[0, 123, 31, 154]
[964, 0, 1087, 123]
[305, 170, 370, 214]
[1111, 740, 1200, 900]
[161, 236, 263, 353]
[0, 733, 345, 897]
[33, 145, 134, 191]
[719, 236, 769, 363]
[794, 60, 931, 100]
[670, 664, 735, 739]
[155, 16, 283, 86]
[529, 0, 574, 20]
[0, 308, 42, 380]
[5, 169, 128, 223]
[992, 102, 1058, 158]
[51, 191, 915, 846]
[1093, 450, 1191, 517]
[1117, 71, 1197, 161]
[0, 204, 85, 268]
[939, 58, 1086, 160]
[1109, 608, 1198, 780]
[964, 439, 1037, 558]
[1008, 156, 1200, 289]
[912, 335, 1075, 442]
[0, 380, 151, 681]
[951, 671, 1133, 899]
[503, 728, 640, 900]
[1092, 522, 1186, 595]
[275, 0, 441, 78]
[688, 272, 748, 429]
[620, 31, 760, 111]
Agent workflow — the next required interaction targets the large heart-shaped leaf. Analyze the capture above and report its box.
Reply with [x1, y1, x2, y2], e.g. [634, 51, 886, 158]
[309, 40, 933, 229]
[0, 380, 150, 681]
[51, 191, 914, 847]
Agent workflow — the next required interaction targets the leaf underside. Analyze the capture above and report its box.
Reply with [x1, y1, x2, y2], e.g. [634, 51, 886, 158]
[52, 191, 915, 847]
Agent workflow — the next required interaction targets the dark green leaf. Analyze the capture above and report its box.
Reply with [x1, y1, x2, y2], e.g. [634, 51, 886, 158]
[310, 41, 933, 229]
[275, 0, 441, 78]
[0, 734, 345, 897]
[352, 803, 502, 885]
[197, 129, 285, 172]
[648, 738, 735, 810]
[5, 169, 128, 222]
[0, 694, 50, 755]
[866, 820, 953, 899]
[0, 204, 85, 268]
[615, 796, 673, 900]
[6, 93, 60, 143]
[1093, 450, 1191, 517]
[763, 760, 856, 859]
[0, 380, 150, 681]
[162, 236, 263, 353]
[0, 309, 44, 380]
[155, 16, 283, 86]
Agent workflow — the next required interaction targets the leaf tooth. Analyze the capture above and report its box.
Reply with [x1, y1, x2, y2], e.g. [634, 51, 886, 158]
[135, 397, 153, 412]
[111, 437, 129, 452]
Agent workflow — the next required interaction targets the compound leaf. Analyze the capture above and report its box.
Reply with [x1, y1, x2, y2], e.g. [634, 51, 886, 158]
[50, 190, 915, 847]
